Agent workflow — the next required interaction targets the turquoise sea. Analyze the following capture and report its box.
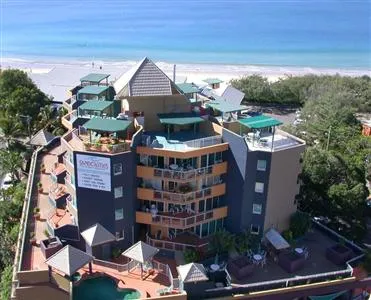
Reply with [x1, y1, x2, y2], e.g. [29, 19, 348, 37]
[1, 0, 370, 68]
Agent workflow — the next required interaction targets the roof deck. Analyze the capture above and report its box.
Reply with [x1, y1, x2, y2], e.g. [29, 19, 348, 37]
[142, 131, 222, 151]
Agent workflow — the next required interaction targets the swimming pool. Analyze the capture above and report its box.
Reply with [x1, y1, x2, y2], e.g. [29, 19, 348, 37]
[73, 276, 141, 300]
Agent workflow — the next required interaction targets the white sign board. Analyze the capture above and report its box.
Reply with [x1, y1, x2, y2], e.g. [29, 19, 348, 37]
[76, 154, 111, 192]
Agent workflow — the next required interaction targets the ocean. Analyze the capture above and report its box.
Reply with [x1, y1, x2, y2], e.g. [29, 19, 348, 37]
[1, 0, 370, 68]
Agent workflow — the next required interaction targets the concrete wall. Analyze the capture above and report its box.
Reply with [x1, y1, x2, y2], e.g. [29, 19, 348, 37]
[125, 95, 190, 131]
[74, 150, 137, 252]
[264, 145, 304, 231]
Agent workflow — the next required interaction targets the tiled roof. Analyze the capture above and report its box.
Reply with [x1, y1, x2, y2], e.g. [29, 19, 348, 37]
[29, 129, 55, 146]
[114, 57, 177, 97]
[45, 245, 94, 276]
[81, 223, 115, 247]
[177, 263, 208, 283]
[122, 241, 159, 263]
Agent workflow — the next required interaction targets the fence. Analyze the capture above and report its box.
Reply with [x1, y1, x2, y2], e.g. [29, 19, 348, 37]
[146, 234, 209, 252]
[11, 146, 42, 299]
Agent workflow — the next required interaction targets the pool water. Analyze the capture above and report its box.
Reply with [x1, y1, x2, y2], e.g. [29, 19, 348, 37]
[73, 277, 141, 300]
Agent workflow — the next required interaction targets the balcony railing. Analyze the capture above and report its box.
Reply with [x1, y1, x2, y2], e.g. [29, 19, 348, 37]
[146, 234, 208, 252]
[153, 165, 213, 180]
[152, 210, 214, 228]
[142, 134, 222, 149]
[153, 187, 212, 203]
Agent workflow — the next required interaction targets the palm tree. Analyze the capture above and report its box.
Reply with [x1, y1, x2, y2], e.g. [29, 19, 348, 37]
[0, 115, 22, 148]
[0, 150, 23, 181]
[37, 105, 54, 130]
[209, 229, 234, 264]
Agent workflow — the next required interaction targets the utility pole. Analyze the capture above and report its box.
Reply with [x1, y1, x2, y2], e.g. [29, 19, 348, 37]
[326, 125, 332, 151]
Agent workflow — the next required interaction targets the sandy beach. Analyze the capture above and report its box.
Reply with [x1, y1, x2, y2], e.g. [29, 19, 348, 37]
[1, 57, 370, 102]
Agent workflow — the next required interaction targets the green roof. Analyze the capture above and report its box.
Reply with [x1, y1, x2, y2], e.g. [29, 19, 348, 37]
[207, 101, 248, 113]
[80, 73, 110, 83]
[177, 83, 199, 94]
[203, 78, 223, 85]
[157, 113, 205, 126]
[79, 100, 113, 111]
[83, 118, 131, 132]
[238, 115, 283, 129]
[78, 85, 110, 95]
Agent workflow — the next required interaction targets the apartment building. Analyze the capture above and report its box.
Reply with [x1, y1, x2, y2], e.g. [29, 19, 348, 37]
[56, 57, 305, 258]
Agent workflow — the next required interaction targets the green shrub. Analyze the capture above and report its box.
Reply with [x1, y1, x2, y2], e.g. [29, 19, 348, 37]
[111, 247, 121, 259]
[289, 211, 312, 238]
[184, 249, 199, 264]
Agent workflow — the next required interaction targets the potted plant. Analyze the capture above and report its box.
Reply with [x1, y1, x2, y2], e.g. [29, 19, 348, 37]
[33, 207, 41, 220]
[40, 163, 46, 173]
[44, 229, 51, 239]
[37, 182, 43, 193]
[29, 232, 36, 245]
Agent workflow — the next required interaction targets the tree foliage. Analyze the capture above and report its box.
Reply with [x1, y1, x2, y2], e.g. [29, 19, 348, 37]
[230, 74, 371, 112]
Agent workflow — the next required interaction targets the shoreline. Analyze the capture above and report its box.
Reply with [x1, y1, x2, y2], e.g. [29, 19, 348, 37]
[1, 56, 370, 102]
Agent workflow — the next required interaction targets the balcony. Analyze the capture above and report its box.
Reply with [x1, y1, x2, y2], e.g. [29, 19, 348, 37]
[136, 206, 228, 229]
[137, 161, 227, 181]
[48, 185, 67, 201]
[146, 232, 209, 252]
[63, 95, 76, 111]
[137, 132, 228, 157]
[137, 183, 226, 203]
[62, 129, 131, 154]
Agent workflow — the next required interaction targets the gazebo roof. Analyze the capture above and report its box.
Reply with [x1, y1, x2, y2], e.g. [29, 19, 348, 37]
[122, 241, 159, 264]
[177, 263, 208, 283]
[238, 115, 283, 129]
[207, 101, 248, 113]
[176, 83, 199, 94]
[45, 245, 94, 276]
[203, 78, 223, 85]
[81, 223, 115, 247]
[80, 73, 110, 84]
[78, 85, 110, 95]
[157, 112, 205, 126]
[79, 100, 113, 111]
[29, 129, 55, 146]
[83, 118, 131, 132]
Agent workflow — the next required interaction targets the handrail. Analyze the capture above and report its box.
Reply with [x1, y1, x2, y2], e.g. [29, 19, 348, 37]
[146, 233, 209, 250]
[142, 134, 222, 149]
[11, 146, 42, 298]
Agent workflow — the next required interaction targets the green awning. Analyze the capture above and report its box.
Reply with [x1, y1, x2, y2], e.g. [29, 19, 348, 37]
[80, 73, 110, 83]
[203, 78, 223, 85]
[207, 101, 248, 113]
[78, 85, 110, 95]
[83, 118, 131, 132]
[177, 83, 199, 94]
[79, 100, 113, 111]
[157, 113, 205, 125]
[238, 115, 283, 129]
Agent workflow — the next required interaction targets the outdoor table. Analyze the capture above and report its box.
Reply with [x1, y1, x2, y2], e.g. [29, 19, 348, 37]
[169, 164, 178, 170]
[253, 254, 262, 262]
[295, 248, 304, 255]
[210, 264, 220, 271]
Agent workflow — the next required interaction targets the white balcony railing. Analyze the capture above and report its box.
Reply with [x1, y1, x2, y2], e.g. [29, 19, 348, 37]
[153, 165, 214, 180]
[153, 187, 213, 203]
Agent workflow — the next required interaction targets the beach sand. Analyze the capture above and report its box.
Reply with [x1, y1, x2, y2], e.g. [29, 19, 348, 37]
[1, 57, 370, 102]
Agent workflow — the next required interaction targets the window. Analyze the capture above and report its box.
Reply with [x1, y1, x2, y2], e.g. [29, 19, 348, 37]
[115, 230, 125, 240]
[251, 224, 260, 235]
[215, 152, 222, 163]
[208, 153, 215, 166]
[113, 163, 122, 175]
[201, 223, 208, 237]
[115, 208, 124, 220]
[201, 155, 207, 168]
[255, 182, 264, 193]
[206, 198, 212, 211]
[199, 200, 205, 212]
[253, 204, 262, 214]
[209, 220, 216, 235]
[114, 186, 123, 198]
[212, 197, 219, 209]
[257, 160, 267, 171]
